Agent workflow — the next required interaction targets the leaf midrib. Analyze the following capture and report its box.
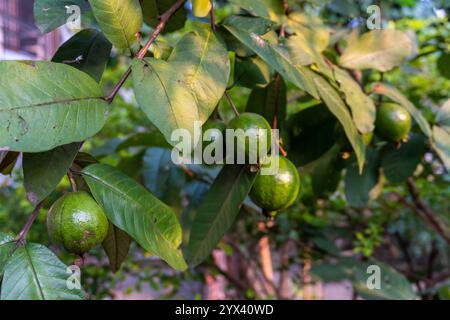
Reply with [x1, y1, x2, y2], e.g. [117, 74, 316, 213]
[82, 170, 181, 253]
[0, 96, 105, 113]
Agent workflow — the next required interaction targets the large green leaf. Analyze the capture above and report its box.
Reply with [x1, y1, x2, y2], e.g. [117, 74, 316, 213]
[185, 165, 257, 266]
[116, 132, 171, 151]
[352, 260, 418, 300]
[432, 126, 450, 172]
[335, 68, 376, 134]
[436, 99, 450, 133]
[34, 0, 91, 33]
[102, 222, 132, 273]
[23, 142, 81, 205]
[143, 148, 186, 206]
[288, 104, 336, 166]
[0, 233, 14, 277]
[345, 149, 380, 208]
[228, 0, 284, 21]
[246, 77, 287, 126]
[313, 74, 366, 171]
[340, 29, 414, 72]
[132, 24, 230, 147]
[373, 83, 432, 137]
[0, 152, 20, 175]
[312, 146, 344, 198]
[52, 29, 112, 82]
[89, 0, 142, 50]
[0, 61, 108, 152]
[141, 0, 187, 33]
[82, 164, 187, 270]
[1, 243, 84, 300]
[381, 133, 426, 183]
[224, 16, 319, 99]
[234, 56, 273, 89]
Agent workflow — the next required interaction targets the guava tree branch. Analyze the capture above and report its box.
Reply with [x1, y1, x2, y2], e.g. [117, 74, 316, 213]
[105, 0, 187, 104]
[15, 200, 46, 245]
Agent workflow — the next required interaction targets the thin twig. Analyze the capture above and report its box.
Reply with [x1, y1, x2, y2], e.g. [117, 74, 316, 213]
[224, 92, 240, 117]
[15, 200, 46, 245]
[105, 0, 186, 104]
[209, 1, 216, 31]
[67, 171, 78, 192]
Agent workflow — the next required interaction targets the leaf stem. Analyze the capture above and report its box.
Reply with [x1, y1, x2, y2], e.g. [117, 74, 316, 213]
[224, 92, 240, 117]
[209, 1, 216, 31]
[105, 0, 187, 104]
[15, 200, 46, 246]
[67, 171, 78, 192]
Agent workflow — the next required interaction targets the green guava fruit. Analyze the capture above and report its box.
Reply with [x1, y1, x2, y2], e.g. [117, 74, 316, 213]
[47, 192, 109, 254]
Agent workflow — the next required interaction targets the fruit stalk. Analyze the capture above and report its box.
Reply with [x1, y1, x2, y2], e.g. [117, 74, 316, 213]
[15, 200, 46, 245]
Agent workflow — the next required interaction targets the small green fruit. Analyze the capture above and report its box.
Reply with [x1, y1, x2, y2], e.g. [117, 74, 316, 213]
[47, 192, 109, 254]
[227, 112, 272, 162]
[375, 103, 412, 142]
[250, 155, 300, 212]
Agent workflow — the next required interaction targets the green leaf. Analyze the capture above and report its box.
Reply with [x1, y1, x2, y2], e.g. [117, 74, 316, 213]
[381, 133, 426, 183]
[23, 143, 81, 205]
[52, 29, 112, 82]
[185, 165, 257, 266]
[432, 126, 450, 172]
[34, 0, 91, 33]
[102, 222, 132, 273]
[312, 146, 344, 198]
[436, 99, 450, 133]
[143, 147, 186, 206]
[0, 61, 108, 152]
[132, 23, 230, 147]
[373, 83, 432, 137]
[0, 233, 14, 277]
[312, 74, 366, 171]
[82, 164, 187, 270]
[288, 104, 336, 166]
[352, 260, 417, 300]
[141, 0, 187, 33]
[1, 243, 84, 300]
[224, 16, 319, 99]
[437, 53, 450, 79]
[192, 0, 212, 17]
[246, 76, 286, 126]
[234, 56, 273, 89]
[345, 149, 380, 207]
[340, 29, 414, 72]
[89, 0, 143, 51]
[335, 67, 376, 134]
[228, 0, 284, 21]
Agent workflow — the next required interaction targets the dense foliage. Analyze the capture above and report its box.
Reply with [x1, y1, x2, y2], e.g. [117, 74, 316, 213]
[0, 0, 449, 300]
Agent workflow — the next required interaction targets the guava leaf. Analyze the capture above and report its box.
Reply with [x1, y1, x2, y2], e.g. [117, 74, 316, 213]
[23, 142, 82, 205]
[432, 126, 450, 172]
[0, 61, 108, 152]
[82, 164, 187, 270]
[184, 165, 257, 266]
[224, 15, 319, 99]
[228, 0, 284, 22]
[34, 0, 91, 33]
[1, 243, 85, 300]
[89, 0, 142, 51]
[373, 83, 432, 137]
[143, 147, 186, 206]
[234, 56, 273, 89]
[192, 0, 212, 17]
[102, 222, 132, 273]
[312, 146, 344, 198]
[381, 133, 426, 183]
[132, 24, 230, 147]
[345, 149, 380, 207]
[52, 29, 112, 82]
[141, 0, 187, 33]
[312, 74, 366, 171]
[436, 99, 450, 134]
[335, 67, 376, 134]
[340, 29, 414, 72]
[0, 233, 14, 277]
